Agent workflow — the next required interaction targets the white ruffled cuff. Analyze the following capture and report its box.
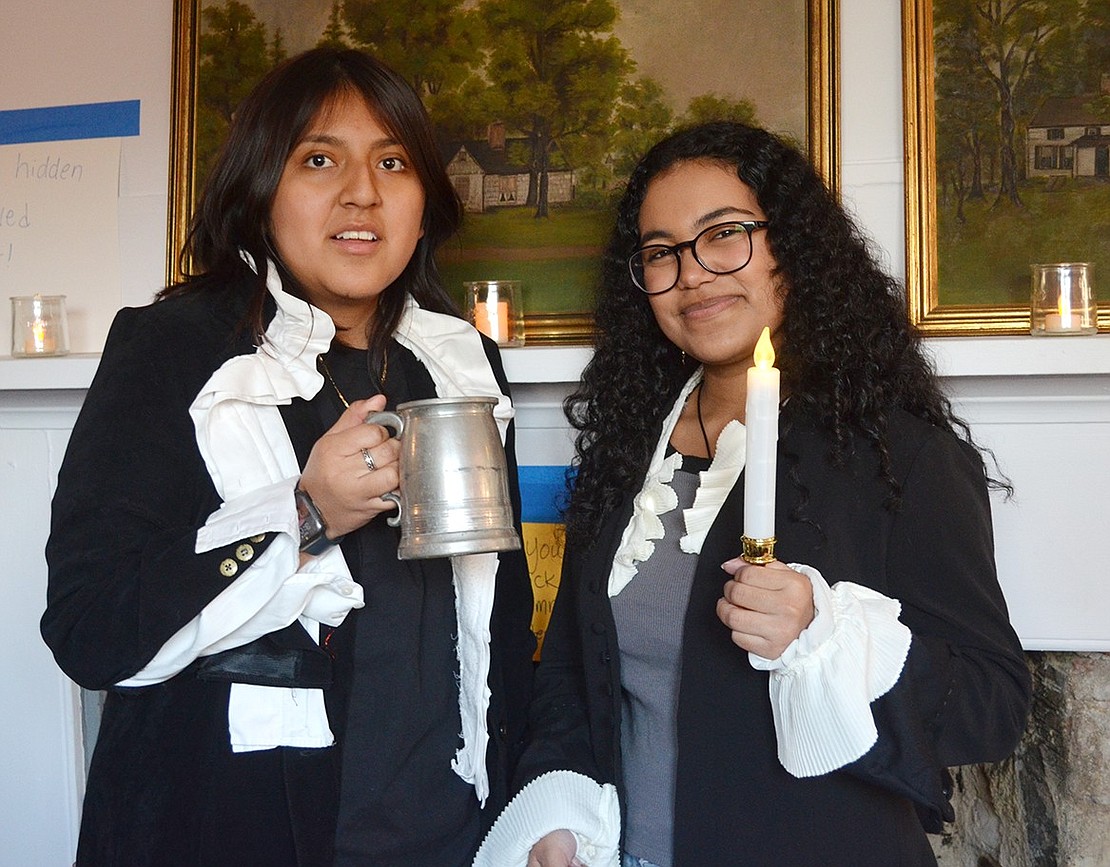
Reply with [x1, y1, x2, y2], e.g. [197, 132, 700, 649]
[472, 770, 621, 867]
[748, 564, 912, 777]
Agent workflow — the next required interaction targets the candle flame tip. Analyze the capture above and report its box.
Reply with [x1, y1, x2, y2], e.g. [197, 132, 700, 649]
[754, 326, 775, 368]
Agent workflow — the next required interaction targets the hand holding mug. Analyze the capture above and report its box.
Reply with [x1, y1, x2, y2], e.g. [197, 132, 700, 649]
[298, 395, 402, 539]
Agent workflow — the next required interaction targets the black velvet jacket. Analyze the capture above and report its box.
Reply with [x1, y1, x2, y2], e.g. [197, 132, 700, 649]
[41, 286, 536, 866]
[517, 405, 1031, 866]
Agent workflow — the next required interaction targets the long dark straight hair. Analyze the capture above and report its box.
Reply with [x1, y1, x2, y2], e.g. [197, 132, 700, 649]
[162, 47, 463, 361]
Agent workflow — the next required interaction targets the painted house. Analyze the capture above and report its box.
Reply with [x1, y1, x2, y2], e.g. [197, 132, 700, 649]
[1026, 85, 1110, 179]
[442, 123, 575, 213]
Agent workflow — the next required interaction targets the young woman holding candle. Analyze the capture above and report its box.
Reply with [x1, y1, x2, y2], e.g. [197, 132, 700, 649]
[476, 121, 1030, 867]
[40, 48, 535, 866]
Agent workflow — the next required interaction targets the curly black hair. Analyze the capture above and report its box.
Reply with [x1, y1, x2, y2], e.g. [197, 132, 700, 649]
[563, 121, 999, 547]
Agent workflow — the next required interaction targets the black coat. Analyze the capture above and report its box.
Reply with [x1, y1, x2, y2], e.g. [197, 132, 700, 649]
[518, 406, 1031, 866]
[41, 288, 536, 866]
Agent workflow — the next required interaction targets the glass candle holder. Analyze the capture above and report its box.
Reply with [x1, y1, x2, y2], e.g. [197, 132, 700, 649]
[10, 294, 70, 356]
[1030, 263, 1097, 336]
[465, 280, 525, 346]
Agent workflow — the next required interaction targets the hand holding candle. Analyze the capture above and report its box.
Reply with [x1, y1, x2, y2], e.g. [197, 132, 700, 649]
[742, 326, 780, 563]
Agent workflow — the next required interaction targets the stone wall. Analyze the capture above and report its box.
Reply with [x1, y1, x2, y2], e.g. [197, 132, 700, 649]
[932, 653, 1110, 866]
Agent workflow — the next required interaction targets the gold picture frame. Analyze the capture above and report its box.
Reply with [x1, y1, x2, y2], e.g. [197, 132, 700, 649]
[903, 0, 1109, 335]
[168, 0, 839, 345]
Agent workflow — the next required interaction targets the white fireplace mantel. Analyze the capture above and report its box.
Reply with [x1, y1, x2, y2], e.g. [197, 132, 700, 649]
[2, 335, 1109, 392]
[2, 333, 1109, 867]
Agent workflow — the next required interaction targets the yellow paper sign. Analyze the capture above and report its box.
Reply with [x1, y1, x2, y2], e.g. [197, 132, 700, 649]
[522, 522, 566, 659]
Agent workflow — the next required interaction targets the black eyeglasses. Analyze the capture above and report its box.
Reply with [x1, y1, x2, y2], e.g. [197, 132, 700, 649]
[628, 220, 770, 295]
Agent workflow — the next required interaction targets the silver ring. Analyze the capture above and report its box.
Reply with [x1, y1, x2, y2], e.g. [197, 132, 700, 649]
[360, 448, 376, 472]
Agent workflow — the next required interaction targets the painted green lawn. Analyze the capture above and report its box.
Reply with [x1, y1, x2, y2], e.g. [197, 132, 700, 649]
[937, 179, 1110, 306]
[437, 204, 613, 313]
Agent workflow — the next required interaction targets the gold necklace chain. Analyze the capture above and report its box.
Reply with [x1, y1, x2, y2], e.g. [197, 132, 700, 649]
[317, 351, 389, 410]
[318, 355, 351, 408]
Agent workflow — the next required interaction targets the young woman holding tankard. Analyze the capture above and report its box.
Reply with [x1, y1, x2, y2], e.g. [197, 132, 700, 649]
[475, 121, 1030, 867]
[41, 48, 534, 866]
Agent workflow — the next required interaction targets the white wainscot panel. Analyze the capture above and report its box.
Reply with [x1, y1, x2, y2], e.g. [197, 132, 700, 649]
[948, 375, 1110, 650]
[0, 394, 84, 866]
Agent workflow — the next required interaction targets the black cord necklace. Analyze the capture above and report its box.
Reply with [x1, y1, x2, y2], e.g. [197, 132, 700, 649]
[695, 382, 713, 458]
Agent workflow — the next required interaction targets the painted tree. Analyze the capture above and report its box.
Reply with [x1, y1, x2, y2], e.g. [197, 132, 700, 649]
[317, 2, 351, 49]
[270, 29, 288, 66]
[609, 77, 674, 181]
[934, 0, 997, 214]
[340, 0, 485, 127]
[935, 0, 1077, 207]
[196, 1, 271, 192]
[681, 93, 758, 128]
[480, 0, 631, 217]
[1078, 0, 1110, 117]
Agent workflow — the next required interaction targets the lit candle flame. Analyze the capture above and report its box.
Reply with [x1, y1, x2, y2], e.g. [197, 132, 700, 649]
[33, 319, 48, 352]
[1056, 286, 1074, 328]
[753, 326, 775, 369]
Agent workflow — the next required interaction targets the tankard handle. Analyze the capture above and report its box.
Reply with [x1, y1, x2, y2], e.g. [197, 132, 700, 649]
[364, 410, 403, 438]
[365, 411, 404, 527]
[380, 491, 402, 527]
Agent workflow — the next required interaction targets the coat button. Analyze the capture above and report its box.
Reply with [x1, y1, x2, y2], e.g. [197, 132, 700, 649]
[235, 543, 255, 562]
[219, 558, 238, 578]
[600, 650, 611, 663]
[591, 622, 606, 635]
[588, 580, 601, 594]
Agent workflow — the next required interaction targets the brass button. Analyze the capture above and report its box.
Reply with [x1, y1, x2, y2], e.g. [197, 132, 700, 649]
[219, 558, 239, 578]
[249, 534, 265, 543]
[235, 543, 255, 562]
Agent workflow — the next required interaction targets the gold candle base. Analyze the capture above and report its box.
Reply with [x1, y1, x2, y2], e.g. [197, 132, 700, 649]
[741, 535, 776, 564]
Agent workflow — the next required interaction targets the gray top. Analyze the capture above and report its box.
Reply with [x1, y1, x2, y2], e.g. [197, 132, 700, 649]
[610, 460, 705, 867]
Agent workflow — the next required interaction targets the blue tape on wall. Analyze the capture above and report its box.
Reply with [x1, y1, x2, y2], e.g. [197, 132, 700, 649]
[0, 100, 141, 146]
[519, 465, 569, 524]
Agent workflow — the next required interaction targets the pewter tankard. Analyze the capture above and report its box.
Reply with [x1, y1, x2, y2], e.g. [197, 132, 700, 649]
[367, 396, 521, 559]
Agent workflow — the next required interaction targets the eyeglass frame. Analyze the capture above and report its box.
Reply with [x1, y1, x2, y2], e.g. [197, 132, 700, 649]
[627, 220, 771, 295]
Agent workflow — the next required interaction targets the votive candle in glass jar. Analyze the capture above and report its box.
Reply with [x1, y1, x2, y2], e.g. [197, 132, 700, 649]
[10, 294, 70, 356]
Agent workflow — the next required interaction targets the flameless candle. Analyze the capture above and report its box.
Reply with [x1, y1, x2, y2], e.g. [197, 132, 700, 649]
[465, 280, 525, 346]
[742, 326, 780, 563]
[1043, 294, 1072, 332]
[1031, 263, 1097, 336]
[474, 299, 511, 343]
[11, 294, 68, 356]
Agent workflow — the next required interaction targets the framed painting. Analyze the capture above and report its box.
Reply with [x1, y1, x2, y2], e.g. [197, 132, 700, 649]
[903, 0, 1110, 335]
[169, 0, 839, 344]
